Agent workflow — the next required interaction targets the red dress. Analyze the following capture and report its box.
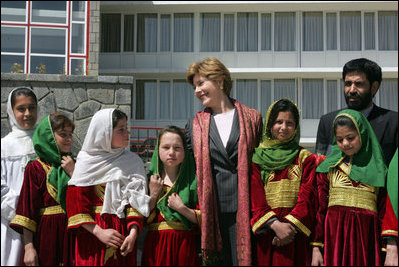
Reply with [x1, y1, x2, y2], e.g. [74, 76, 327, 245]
[9, 159, 68, 266]
[381, 195, 398, 240]
[66, 184, 144, 266]
[313, 161, 385, 266]
[141, 185, 200, 266]
[250, 148, 318, 266]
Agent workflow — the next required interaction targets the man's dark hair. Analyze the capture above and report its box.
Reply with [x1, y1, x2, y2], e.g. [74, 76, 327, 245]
[342, 58, 382, 88]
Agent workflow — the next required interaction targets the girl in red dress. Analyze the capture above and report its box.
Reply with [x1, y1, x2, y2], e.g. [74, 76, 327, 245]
[250, 98, 319, 266]
[10, 111, 75, 266]
[312, 109, 387, 266]
[142, 126, 200, 266]
[66, 108, 150, 266]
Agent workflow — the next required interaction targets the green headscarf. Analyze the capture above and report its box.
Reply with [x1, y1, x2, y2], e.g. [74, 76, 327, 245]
[32, 115, 72, 211]
[252, 99, 301, 183]
[316, 109, 387, 188]
[148, 134, 198, 230]
[387, 149, 398, 218]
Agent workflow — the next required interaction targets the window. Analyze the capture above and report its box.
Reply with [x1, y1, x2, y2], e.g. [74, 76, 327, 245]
[223, 14, 235, 51]
[274, 12, 296, 51]
[302, 79, 323, 119]
[260, 81, 272, 116]
[174, 13, 193, 52]
[364, 13, 375, 50]
[237, 12, 258, 51]
[303, 12, 323, 51]
[326, 13, 337, 50]
[137, 14, 157, 52]
[378, 79, 398, 112]
[326, 80, 339, 113]
[236, 79, 257, 109]
[340, 11, 361, 51]
[124, 15, 134, 52]
[274, 79, 296, 101]
[101, 14, 121, 52]
[378, 11, 398, 51]
[200, 13, 221, 52]
[261, 14, 271, 51]
[160, 15, 171, 52]
[1, 1, 88, 75]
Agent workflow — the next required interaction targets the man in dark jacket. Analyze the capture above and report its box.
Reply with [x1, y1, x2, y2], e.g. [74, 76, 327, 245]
[315, 58, 398, 164]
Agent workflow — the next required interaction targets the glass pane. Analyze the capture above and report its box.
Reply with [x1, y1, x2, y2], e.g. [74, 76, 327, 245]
[326, 13, 337, 50]
[302, 79, 323, 119]
[124, 15, 134, 52]
[1, 55, 24, 73]
[1, 1, 26, 22]
[30, 56, 66, 74]
[200, 13, 220, 52]
[72, 24, 84, 54]
[160, 15, 171, 52]
[173, 80, 193, 119]
[364, 13, 375, 50]
[378, 79, 398, 112]
[136, 80, 145, 120]
[31, 28, 66, 54]
[174, 13, 193, 52]
[71, 58, 85, 75]
[72, 1, 85, 22]
[237, 12, 258, 52]
[340, 11, 361, 51]
[1, 26, 25, 53]
[327, 80, 338, 113]
[236, 79, 257, 109]
[137, 14, 157, 52]
[274, 79, 296, 102]
[303, 12, 323, 51]
[261, 14, 271, 50]
[160, 81, 170, 119]
[260, 80, 272, 116]
[101, 14, 121, 52]
[378, 11, 398, 51]
[275, 12, 296, 51]
[224, 14, 234, 51]
[31, 1, 67, 24]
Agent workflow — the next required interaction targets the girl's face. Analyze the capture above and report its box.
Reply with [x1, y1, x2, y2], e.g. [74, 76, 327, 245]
[111, 117, 130, 149]
[192, 74, 224, 110]
[12, 95, 37, 130]
[271, 111, 296, 141]
[158, 132, 185, 169]
[335, 125, 362, 157]
[54, 126, 73, 154]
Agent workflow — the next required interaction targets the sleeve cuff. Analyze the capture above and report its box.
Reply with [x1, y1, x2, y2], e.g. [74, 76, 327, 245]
[10, 214, 37, 233]
[252, 211, 276, 234]
[310, 242, 324, 248]
[285, 214, 311, 237]
[193, 209, 201, 226]
[67, 213, 95, 228]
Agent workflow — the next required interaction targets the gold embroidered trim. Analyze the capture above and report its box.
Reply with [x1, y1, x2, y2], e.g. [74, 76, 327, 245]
[36, 158, 59, 203]
[126, 207, 142, 218]
[382, 247, 387, 252]
[382, 230, 398, 236]
[147, 221, 187, 231]
[94, 184, 105, 201]
[194, 209, 201, 226]
[310, 242, 324, 247]
[285, 214, 311, 237]
[104, 246, 117, 265]
[328, 187, 377, 213]
[40, 205, 65, 215]
[93, 205, 103, 214]
[68, 213, 95, 227]
[10, 215, 37, 232]
[252, 211, 276, 233]
[147, 210, 156, 224]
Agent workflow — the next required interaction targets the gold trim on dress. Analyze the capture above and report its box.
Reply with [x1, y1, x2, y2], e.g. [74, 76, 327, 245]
[93, 205, 103, 214]
[147, 221, 187, 231]
[328, 168, 377, 213]
[126, 207, 143, 218]
[194, 209, 201, 227]
[94, 184, 105, 201]
[10, 215, 37, 233]
[36, 158, 59, 203]
[252, 211, 276, 233]
[68, 213, 95, 227]
[382, 230, 398, 236]
[310, 242, 324, 248]
[285, 214, 311, 237]
[40, 205, 65, 215]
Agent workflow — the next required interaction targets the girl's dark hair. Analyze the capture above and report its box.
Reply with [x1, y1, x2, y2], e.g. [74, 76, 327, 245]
[112, 109, 128, 129]
[11, 87, 38, 108]
[50, 111, 75, 132]
[267, 99, 299, 136]
[158, 125, 187, 150]
[333, 115, 357, 135]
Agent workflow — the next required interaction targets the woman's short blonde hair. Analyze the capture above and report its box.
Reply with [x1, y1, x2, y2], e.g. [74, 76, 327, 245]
[186, 57, 232, 96]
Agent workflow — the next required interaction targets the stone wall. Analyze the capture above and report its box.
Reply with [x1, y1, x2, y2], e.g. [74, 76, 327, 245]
[88, 1, 100, 76]
[1, 73, 133, 156]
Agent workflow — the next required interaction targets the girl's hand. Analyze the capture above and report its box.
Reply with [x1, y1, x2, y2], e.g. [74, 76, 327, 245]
[61, 155, 75, 177]
[24, 243, 39, 266]
[269, 220, 297, 246]
[149, 174, 164, 210]
[93, 226, 124, 248]
[385, 239, 398, 266]
[120, 225, 138, 256]
[311, 247, 324, 266]
[167, 193, 184, 212]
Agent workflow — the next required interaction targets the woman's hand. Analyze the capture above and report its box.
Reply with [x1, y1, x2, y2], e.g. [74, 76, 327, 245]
[120, 225, 138, 256]
[61, 155, 75, 177]
[311, 246, 324, 266]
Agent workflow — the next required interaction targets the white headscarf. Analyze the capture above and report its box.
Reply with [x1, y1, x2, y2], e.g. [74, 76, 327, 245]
[1, 87, 37, 158]
[68, 108, 150, 217]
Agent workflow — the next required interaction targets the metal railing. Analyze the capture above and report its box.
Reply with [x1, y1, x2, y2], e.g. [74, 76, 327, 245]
[130, 126, 162, 163]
